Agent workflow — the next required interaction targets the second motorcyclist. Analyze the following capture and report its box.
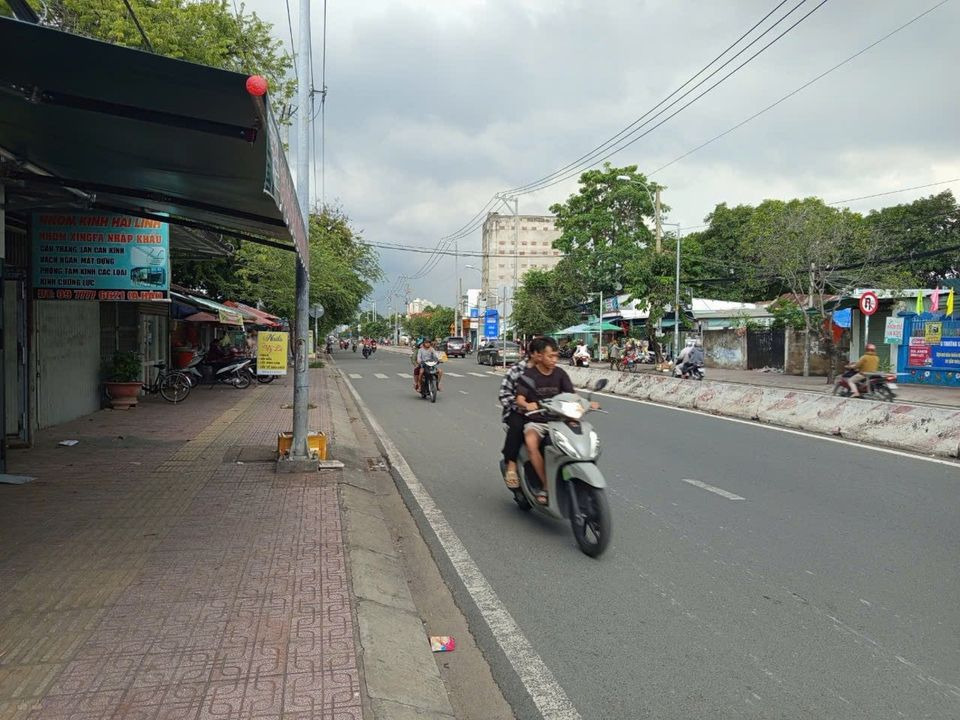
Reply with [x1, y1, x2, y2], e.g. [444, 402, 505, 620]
[413, 338, 443, 394]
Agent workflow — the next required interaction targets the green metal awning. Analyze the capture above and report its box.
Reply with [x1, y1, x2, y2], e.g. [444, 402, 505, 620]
[0, 17, 307, 265]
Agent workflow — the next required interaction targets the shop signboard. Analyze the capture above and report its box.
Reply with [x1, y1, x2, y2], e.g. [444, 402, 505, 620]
[217, 308, 244, 326]
[484, 309, 499, 338]
[930, 337, 960, 370]
[908, 337, 931, 367]
[924, 322, 942, 344]
[883, 317, 904, 344]
[257, 331, 289, 375]
[32, 212, 169, 301]
[602, 296, 620, 313]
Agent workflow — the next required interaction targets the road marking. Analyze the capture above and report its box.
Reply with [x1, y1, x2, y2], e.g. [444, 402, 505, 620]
[468, 372, 487, 378]
[340, 372, 582, 720]
[397, 373, 412, 378]
[681, 479, 745, 500]
[459, 390, 469, 395]
[486, 371, 499, 376]
[446, 372, 464, 377]
[592, 391, 960, 469]
[373, 373, 389, 379]
[348, 373, 362, 379]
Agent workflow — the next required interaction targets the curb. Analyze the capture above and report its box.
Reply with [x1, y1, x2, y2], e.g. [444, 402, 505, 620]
[565, 366, 960, 459]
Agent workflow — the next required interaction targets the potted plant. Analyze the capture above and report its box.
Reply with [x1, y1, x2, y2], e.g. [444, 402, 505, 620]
[103, 351, 143, 409]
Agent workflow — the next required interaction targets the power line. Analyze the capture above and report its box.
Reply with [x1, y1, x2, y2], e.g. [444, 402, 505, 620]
[284, 0, 298, 82]
[513, 0, 832, 197]
[828, 178, 960, 206]
[650, 0, 953, 176]
[504, 0, 800, 196]
[121, 0, 153, 52]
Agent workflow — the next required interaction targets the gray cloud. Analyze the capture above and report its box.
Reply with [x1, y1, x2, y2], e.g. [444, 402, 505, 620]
[246, 0, 960, 306]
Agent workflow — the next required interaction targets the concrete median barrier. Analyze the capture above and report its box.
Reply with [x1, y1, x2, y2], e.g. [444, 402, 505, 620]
[566, 366, 960, 459]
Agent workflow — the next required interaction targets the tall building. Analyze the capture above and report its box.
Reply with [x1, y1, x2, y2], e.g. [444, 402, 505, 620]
[406, 297, 434, 315]
[480, 212, 563, 308]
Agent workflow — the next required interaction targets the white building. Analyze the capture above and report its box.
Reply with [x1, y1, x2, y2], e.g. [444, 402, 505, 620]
[406, 297, 434, 315]
[481, 212, 563, 307]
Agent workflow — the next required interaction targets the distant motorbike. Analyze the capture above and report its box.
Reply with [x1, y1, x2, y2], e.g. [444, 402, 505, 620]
[833, 369, 897, 401]
[674, 362, 705, 380]
[500, 377, 611, 557]
[570, 354, 591, 368]
[419, 360, 440, 403]
[362, 345, 372, 359]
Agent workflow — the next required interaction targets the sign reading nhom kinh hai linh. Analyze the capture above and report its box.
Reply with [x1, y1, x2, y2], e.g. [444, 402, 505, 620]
[257, 332, 289, 375]
[32, 212, 170, 301]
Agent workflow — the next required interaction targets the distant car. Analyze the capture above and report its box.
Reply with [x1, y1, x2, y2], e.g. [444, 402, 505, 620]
[477, 341, 521, 366]
[440, 336, 466, 358]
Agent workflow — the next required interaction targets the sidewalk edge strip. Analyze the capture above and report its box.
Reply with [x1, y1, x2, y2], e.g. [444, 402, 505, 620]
[339, 371, 582, 720]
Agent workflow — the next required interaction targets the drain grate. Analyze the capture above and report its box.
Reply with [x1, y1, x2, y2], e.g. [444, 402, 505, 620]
[365, 457, 387, 472]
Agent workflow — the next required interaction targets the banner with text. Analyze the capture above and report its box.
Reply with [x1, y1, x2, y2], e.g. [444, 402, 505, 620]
[257, 331, 289, 375]
[32, 212, 170, 301]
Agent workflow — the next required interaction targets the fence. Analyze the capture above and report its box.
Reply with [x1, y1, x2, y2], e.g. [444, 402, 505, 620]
[897, 315, 960, 386]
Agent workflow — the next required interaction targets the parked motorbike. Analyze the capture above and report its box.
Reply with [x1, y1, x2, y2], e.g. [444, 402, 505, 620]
[833, 369, 898, 401]
[674, 362, 705, 380]
[184, 353, 252, 389]
[500, 377, 611, 557]
[419, 360, 440, 403]
[559, 345, 574, 360]
[246, 357, 275, 384]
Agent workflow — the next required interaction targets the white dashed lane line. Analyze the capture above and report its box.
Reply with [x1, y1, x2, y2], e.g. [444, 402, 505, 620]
[681, 479, 745, 500]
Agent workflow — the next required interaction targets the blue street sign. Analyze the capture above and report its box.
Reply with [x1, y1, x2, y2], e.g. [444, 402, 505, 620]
[470, 307, 479, 318]
[483, 309, 499, 338]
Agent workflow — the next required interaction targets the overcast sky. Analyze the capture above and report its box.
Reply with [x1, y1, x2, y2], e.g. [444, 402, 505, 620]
[245, 0, 959, 310]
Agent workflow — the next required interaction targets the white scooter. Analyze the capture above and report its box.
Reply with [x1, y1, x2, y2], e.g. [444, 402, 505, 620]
[674, 362, 704, 380]
[500, 377, 612, 557]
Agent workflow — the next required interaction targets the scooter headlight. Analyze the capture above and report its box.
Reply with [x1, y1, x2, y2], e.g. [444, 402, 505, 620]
[552, 431, 582, 460]
[589, 430, 600, 458]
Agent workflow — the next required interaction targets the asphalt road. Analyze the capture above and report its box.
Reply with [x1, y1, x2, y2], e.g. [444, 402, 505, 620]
[336, 348, 960, 720]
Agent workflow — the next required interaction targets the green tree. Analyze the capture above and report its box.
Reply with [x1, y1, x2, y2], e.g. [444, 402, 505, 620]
[402, 306, 455, 342]
[745, 197, 904, 378]
[864, 190, 959, 287]
[511, 266, 581, 336]
[550, 163, 661, 294]
[32, 0, 295, 118]
[173, 207, 380, 334]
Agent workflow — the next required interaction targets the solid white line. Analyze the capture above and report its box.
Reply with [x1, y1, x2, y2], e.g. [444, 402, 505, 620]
[681, 479, 745, 500]
[468, 372, 488, 378]
[592, 390, 960, 469]
[340, 373, 582, 720]
[348, 373, 362, 379]
[486, 371, 500, 376]
[374, 373, 389, 379]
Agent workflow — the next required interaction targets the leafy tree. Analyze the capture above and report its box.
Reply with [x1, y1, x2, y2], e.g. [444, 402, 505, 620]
[511, 266, 581, 337]
[864, 190, 959, 286]
[550, 163, 661, 295]
[402, 306, 455, 342]
[173, 207, 380, 335]
[33, 0, 295, 118]
[745, 198, 904, 378]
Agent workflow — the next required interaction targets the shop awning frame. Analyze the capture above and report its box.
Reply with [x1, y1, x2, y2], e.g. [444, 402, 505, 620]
[0, 16, 308, 266]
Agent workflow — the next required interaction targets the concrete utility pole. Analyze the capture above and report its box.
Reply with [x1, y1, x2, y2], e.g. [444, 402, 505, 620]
[289, 0, 313, 462]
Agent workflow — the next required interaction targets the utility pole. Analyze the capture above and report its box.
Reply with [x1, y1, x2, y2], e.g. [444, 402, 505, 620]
[654, 187, 663, 255]
[804, 262, 814, 377]
[454, 238, 459, 339]
[289, 0, 312, 463]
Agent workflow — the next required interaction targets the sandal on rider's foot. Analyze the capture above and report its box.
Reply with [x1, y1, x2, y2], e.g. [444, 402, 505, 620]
[504, 469, 520, 489]
[534, 490, 548, 505]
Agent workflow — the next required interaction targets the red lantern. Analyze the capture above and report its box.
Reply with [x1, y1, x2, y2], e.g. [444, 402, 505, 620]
[245, 75, 268, 96]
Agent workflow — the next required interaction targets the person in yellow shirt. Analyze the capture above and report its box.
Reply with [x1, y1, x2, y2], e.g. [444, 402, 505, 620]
[846, 343, 879, 398]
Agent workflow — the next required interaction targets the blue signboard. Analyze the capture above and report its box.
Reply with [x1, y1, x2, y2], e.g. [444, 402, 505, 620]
[483, 309, 500, 338]
[32, 212, 170, 301]
[470, 307, 479, 318]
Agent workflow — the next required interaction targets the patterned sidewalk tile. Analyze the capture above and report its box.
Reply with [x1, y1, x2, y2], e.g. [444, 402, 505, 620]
[0, 370, 361, 720]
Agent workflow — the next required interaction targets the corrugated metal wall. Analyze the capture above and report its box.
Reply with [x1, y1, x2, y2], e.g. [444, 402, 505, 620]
[34, 301, 101, 429]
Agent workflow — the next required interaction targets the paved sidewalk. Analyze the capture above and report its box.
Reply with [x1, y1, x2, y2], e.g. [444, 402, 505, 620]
[0, 372, 361, 720]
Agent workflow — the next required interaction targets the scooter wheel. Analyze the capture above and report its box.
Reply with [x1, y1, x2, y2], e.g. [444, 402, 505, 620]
[512, 489, 532, 512]
[571, 482, 611, 558]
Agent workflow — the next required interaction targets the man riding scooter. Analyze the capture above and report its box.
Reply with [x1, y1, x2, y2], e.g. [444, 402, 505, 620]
[413, 338, 444, 394]
[846, 343, 879, 398]
[679, 339, 705, 378]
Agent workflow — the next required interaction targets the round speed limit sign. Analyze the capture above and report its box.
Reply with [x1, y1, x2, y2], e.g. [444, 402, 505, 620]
[859, 291, 879, 316]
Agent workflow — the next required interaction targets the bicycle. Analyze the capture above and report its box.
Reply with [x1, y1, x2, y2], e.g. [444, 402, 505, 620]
[143, 362, 192, 403]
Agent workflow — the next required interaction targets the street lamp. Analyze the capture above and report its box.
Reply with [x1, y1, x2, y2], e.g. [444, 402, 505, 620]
[616, 175, 662, 254]
[660, 222, 684, 359]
